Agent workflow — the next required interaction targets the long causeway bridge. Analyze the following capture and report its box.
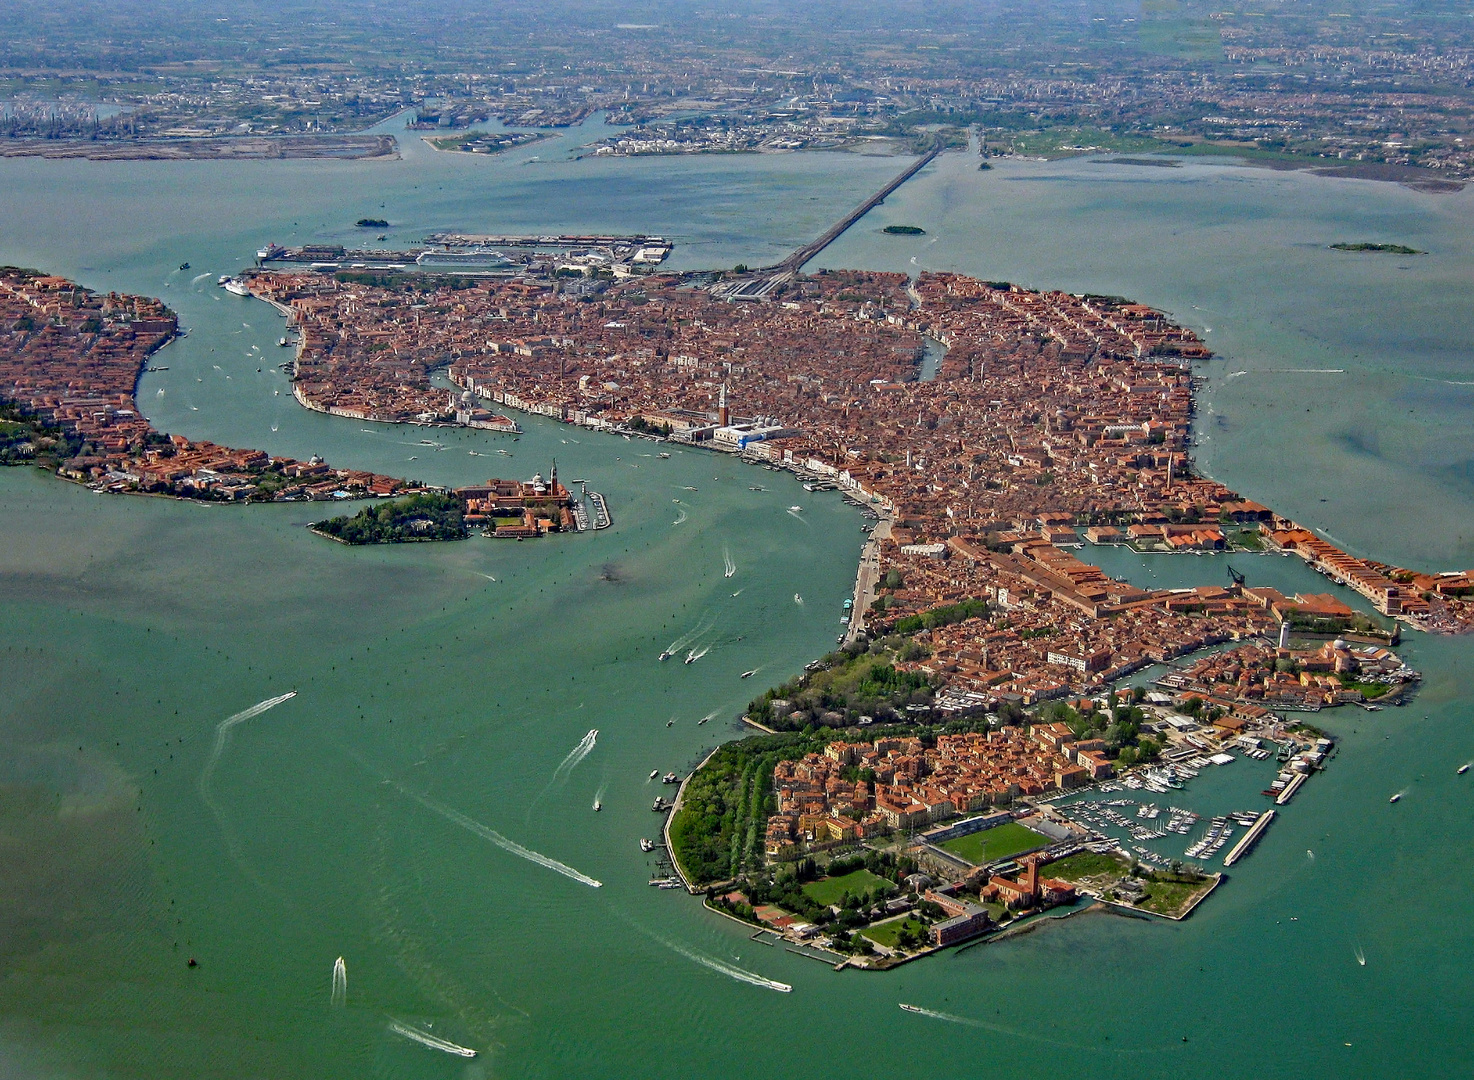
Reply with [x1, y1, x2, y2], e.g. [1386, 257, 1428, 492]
[710, 144, 944, 299]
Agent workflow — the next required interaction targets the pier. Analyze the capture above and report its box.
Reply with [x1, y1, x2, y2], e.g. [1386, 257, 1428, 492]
[1223, 809, 1275, 867]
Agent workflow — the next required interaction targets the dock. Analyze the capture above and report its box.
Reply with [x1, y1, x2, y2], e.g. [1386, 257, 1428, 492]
[1223, 809, 1275, 867]
[1275, 773, 1307, 806]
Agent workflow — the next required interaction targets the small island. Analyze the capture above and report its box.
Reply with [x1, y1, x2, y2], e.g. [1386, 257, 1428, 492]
[426, 130, 546, 155]
[311, 492, 466, 544]
[1330, 242, 1425, 254]
[355, 218, 390, 228]
[882, 224, 925, 235]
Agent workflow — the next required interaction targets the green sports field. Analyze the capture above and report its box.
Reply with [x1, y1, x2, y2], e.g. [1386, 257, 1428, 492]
[938, 821, 1050, 865]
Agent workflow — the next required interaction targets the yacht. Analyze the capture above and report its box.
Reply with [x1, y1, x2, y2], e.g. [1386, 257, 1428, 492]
[640, 838, 655, 852]
[662, 773, 679, 784]
[224, 278, 251, 297]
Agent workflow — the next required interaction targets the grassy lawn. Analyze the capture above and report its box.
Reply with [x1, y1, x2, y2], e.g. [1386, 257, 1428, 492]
[859, 916, 927, 949]
[802, 868, 892, 907]
[939, 821, 1050, 865]
[1138, 875, 1214, 918]
[1041, 851, 1131, 883]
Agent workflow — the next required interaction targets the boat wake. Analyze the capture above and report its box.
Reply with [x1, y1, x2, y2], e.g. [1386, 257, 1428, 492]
[793, 593, 803, 605]
[190, 272, 213, 286]
[661, 938, 790, 992]
[786, 508, 809, 525]
[331, 956, 347, 1007]
[723, 545, 737, 578]
[553, 729, 598, 781]
[593, 781, 608, 811]
[392, 782, 602, 888]
[1354, 945, 1366, 967]
[199, 692, 298, 802]
[673, 507, 688, 525]
[387, 1019, 477, 1058]
[686, 644, 711, 664]
[662, 616, 715, 660]
[896, 1003, 1116, 1050]
[900, 1004, 986, 1027]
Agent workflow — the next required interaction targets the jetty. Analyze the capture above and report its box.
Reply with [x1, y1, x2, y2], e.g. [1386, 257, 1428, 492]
[1223, 809, 1275, 867]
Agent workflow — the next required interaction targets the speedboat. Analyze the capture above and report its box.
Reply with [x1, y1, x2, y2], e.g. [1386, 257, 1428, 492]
[178, 262, 190, 271]
[899, 1004, 924, 1014]
[593, 800, 602, 812]
[1389, 792, 1402, 803]
[740, 670, 756, 679]
[1459, 763, 1471, 775]
[658, 650, 673, 661]
[650, 769, 659, 780]
[789, 505, 802, 512]
[662, 773, 679, 784]
[640, 838, 655, 852]
[684, 651, 696, 664]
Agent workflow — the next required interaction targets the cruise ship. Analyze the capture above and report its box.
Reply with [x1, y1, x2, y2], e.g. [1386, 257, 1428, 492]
[416, 248, 512, 268]
[223, 278, 251, 297]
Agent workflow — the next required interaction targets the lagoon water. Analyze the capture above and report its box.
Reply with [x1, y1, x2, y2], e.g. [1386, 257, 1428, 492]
[1, 120, 1472, 1078]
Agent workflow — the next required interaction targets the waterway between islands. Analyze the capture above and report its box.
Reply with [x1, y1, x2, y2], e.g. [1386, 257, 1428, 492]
[0, 118, 1472, 1078]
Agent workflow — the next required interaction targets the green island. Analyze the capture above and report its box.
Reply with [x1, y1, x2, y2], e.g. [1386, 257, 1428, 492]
[882, 224, 925, 235]
[354, 217, 389, 228]
[310, 491, 466, 544]
[1329, 242, 1425, 254]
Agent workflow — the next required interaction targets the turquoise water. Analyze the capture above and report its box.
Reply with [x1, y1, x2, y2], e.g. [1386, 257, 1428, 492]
[1, 126, 1472, 1078]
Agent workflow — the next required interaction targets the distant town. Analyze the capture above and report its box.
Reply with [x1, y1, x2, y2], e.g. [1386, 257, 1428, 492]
[4, 2, 1473, 185]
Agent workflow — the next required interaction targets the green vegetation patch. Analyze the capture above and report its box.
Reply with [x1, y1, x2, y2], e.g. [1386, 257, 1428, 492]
[891, 598, 989, 635]
[1039, 850, 1130, 883]
[802, 868, 892, 907]
[1339, 678, 1392, 700]
[312, 492, 466, 544]
[939, 821, 1049, 865]
[1330, 243, 1425, 255]
[859, 916, 927, 949]
[882, 225, 925, 235]
[1137, 872, 1214, 917]
[355, 217, 389, 228]
[745, 645, 937, 732]
[670, 730, 829, 886]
